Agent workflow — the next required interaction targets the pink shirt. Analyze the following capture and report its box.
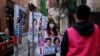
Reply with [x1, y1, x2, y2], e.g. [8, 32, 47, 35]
[67, 24, 100, 56]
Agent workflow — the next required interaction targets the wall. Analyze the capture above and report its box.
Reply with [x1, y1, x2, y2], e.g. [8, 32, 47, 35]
[0, 0, 30, 32]
[94, 0, 100, 12]
[87, 0, 100, 12]
[12, 0, 29, 10]
[0, 0, 6, 32]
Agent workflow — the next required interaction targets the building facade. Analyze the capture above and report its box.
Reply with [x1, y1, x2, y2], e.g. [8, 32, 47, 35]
[0, 0, 6, 32]
[0, 0, 30, 35]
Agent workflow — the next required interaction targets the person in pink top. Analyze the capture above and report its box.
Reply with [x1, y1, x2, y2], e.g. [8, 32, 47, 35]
[61, 5, 100, 56]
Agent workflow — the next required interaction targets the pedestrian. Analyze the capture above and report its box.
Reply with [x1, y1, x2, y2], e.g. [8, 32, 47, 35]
[46, 19, 58, 38]
[61, 5, 100, 56]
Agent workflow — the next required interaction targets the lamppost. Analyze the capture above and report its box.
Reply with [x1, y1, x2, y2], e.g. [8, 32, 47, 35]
[28, 1, 36, 56]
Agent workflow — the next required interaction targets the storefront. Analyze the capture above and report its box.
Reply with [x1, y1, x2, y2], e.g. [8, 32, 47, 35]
[6, 0, 14, 36]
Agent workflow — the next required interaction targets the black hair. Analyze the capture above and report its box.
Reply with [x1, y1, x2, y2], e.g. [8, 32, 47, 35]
[47, 20, 57, 29]
[22, 13, 26, 19]
[45, 38, 52, 42]
[53, 37, 60, 44]
[75, 5, 90, 20]
[46, 20, 58, 36]
[33, 19, 37, 24]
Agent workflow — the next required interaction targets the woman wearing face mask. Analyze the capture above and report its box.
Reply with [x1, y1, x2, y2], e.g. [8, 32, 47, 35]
[46, 20, 58, 37]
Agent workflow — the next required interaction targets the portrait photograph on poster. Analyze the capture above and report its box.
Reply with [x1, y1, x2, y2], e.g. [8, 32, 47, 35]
[32, 12, 62, 56]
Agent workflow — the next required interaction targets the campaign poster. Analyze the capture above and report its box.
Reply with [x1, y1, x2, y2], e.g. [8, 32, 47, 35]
[33, 12, 42, 42]
[35, 37, 61, 56]
[33, 13, 62, 56]
[41, 16, 48, 31]
[14, 4, 26, 38]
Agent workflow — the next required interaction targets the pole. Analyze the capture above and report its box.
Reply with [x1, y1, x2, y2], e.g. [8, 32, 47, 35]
[28, 2, 36, 56]
[27, 11, 32, 56]
[27, 39, 30, 56]
[32, 11, 34, 56]
[58, 0, 61, 33]
[14, 44, 18, 56]
[28, 11, 35, 56]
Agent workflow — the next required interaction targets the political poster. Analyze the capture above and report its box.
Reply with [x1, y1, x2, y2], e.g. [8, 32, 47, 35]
[41, 16, 48, 31]
[14, 4, 26, 38]
[30, 12, 61, 56]
[35, 36, 61, 56]
[28, 12, 42, 43]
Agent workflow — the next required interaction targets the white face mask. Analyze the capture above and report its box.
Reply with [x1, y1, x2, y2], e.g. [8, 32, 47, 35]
[49, 23, 54, 28]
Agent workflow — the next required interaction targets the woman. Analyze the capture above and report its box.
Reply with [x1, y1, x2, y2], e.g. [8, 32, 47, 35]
[46, 20, 58, 37]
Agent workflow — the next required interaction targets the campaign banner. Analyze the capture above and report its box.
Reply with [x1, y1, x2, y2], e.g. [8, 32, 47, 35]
[28, 12, 42, 43]
[35, 36, 62, 56]
[41, 16, 48, 31]
[14, 4, 26, 37]
[14, 5, 19, 37]
[31, 12, 63, 56]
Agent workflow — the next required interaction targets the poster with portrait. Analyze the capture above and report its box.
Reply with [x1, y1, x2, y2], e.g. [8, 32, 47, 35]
[36, 36, 61, 56]
[18, 9, 26, 35]
[14, 5, 26, 38]
[33, 13, 62, 56]
[32, 12, 42, 42]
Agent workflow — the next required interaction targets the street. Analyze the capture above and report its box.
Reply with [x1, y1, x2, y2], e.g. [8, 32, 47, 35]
[18, 36, 27, 56]
[0, 0, 100, 56]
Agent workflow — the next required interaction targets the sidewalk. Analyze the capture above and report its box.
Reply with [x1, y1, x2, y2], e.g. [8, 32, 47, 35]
[13, 33, 29, 56]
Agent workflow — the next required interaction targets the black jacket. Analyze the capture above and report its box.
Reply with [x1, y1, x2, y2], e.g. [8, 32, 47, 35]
[60, 21, 98, 56]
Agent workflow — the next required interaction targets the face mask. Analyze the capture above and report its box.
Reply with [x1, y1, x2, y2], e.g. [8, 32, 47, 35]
[49, 23, 54, 28]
